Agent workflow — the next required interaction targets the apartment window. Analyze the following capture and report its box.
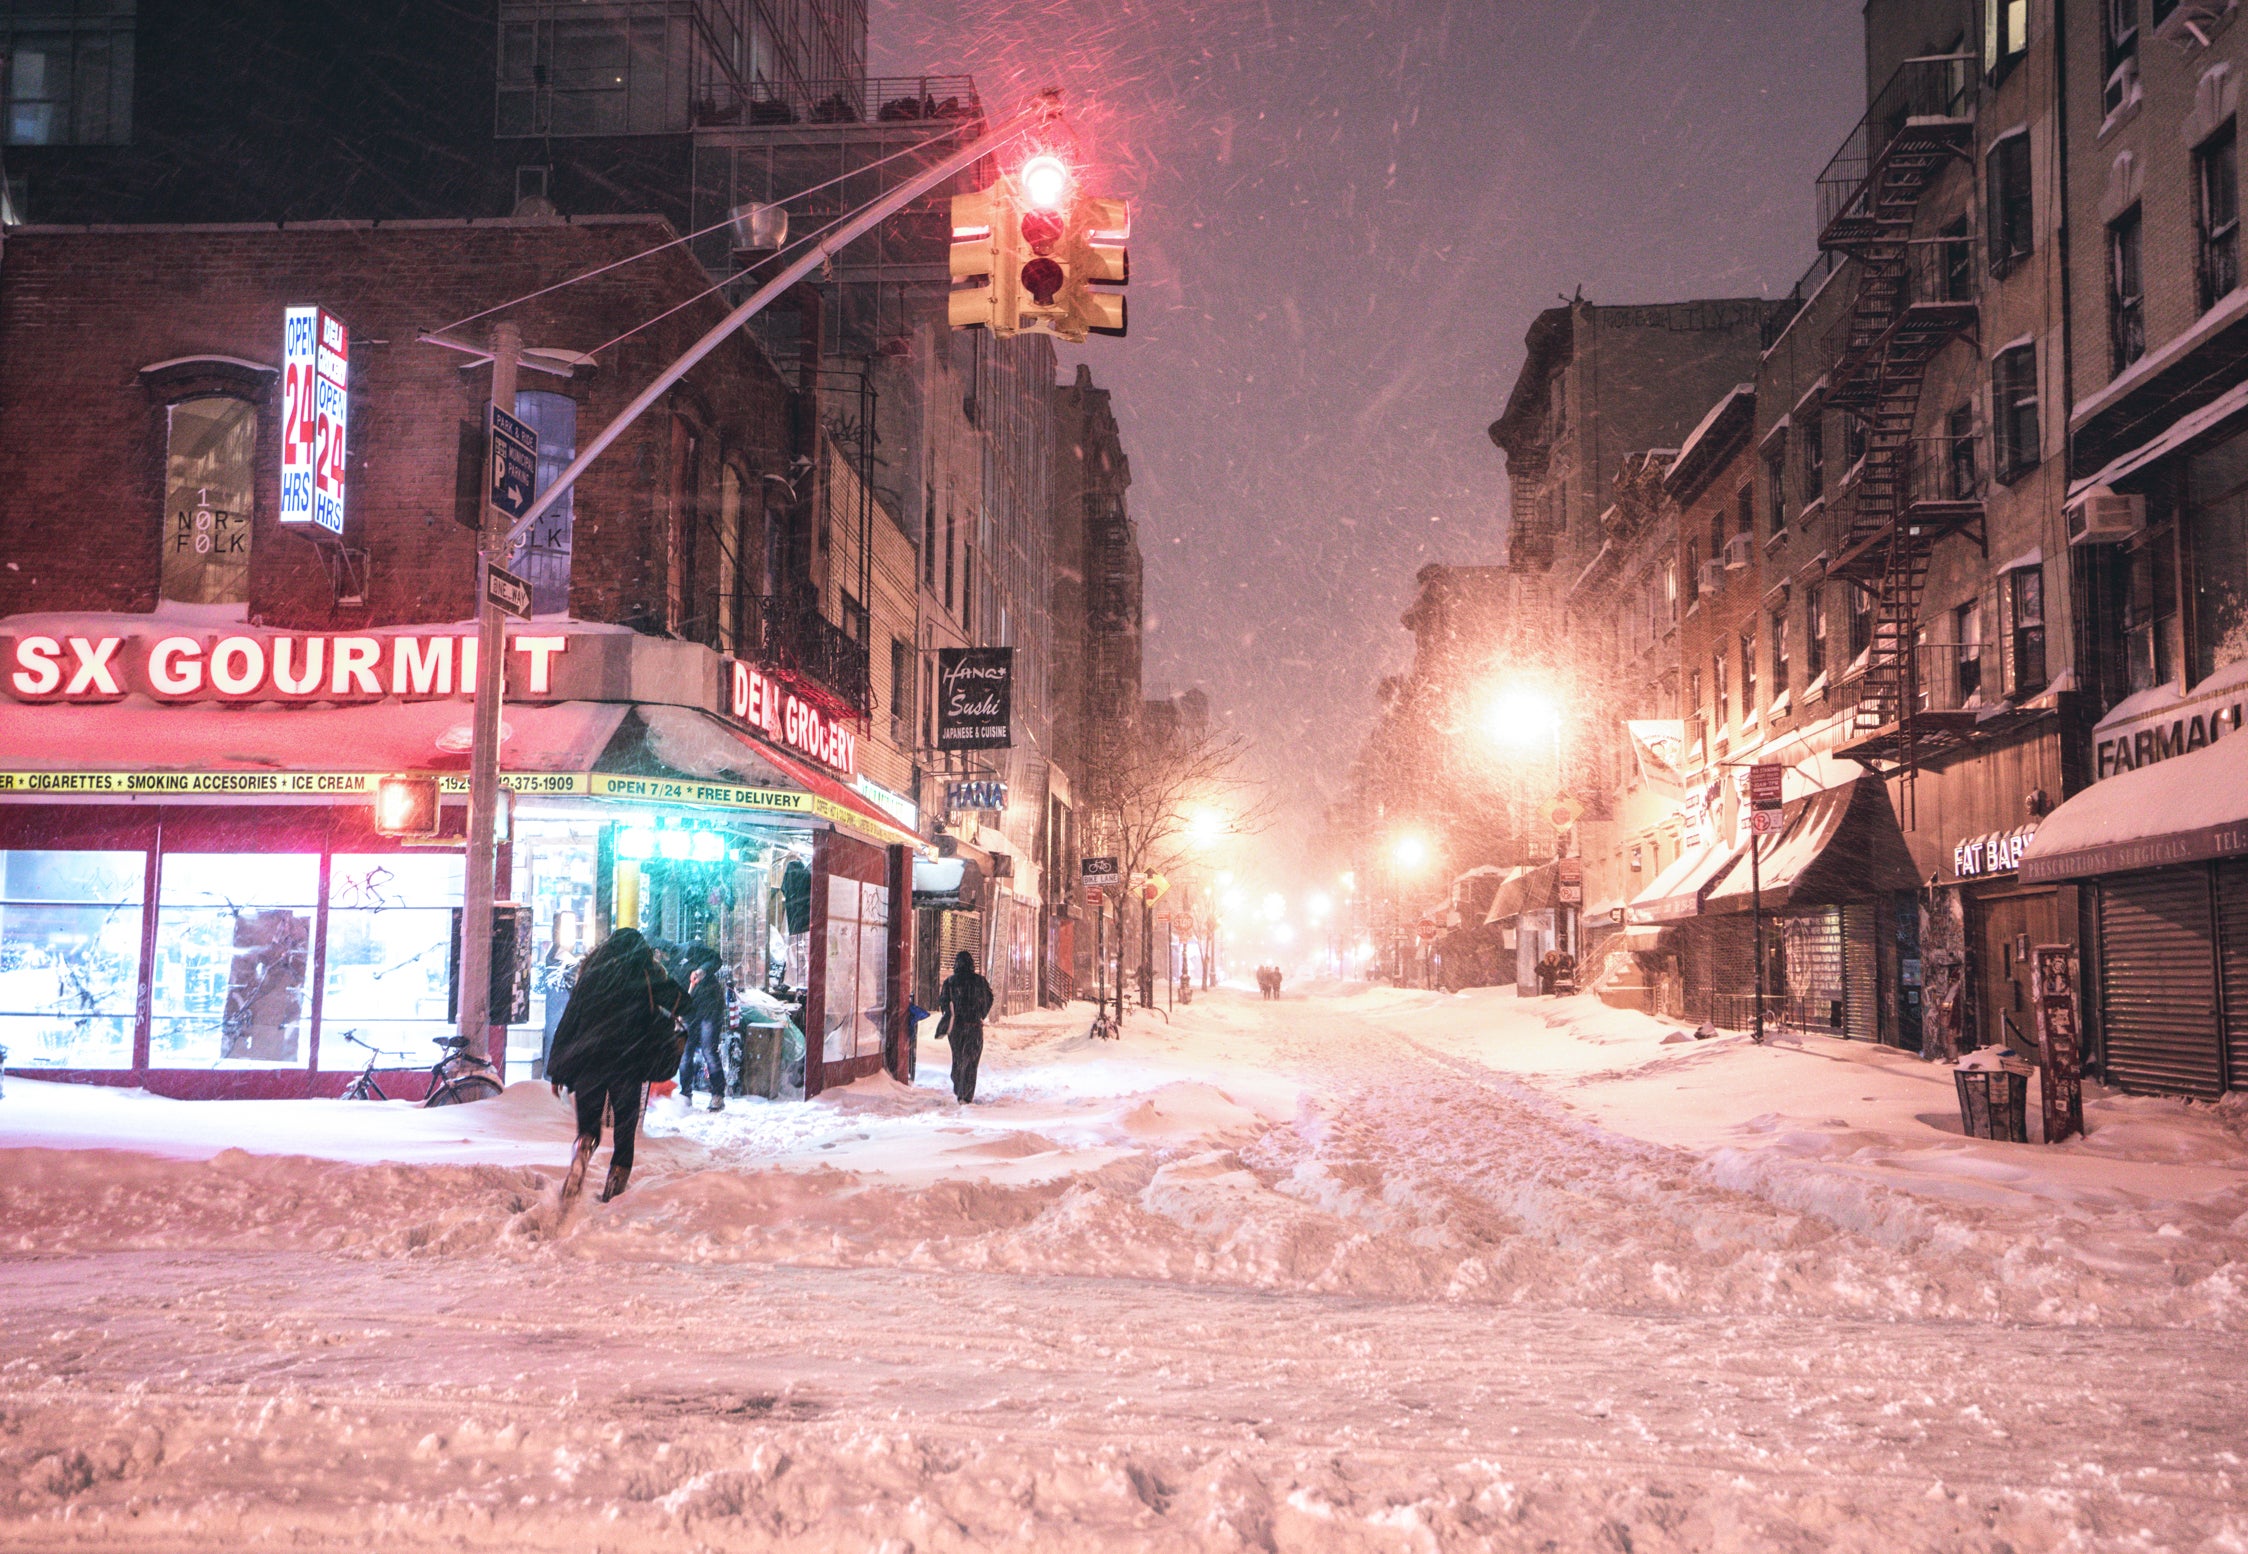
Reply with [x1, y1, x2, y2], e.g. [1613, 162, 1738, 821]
[840, 591, 869, 644]
[1844, 412, 1868, 469]
[1987, 0, 2029, 78]
[2, 6, 133, 146]
[943, 505, 957, 612]
[1955, 599, 1984, 704]
[1848, 584, 1874, 661]
[2105, 0, 2142, 119]
[1663, 558, 1679, 623]
[961, 543, 974, 636]
[1764, 435, 1787, 532]
[1688, 667, 1704, 752]
[2003, 564, 2047, 694]
[1740, 628, 1757, 714]
[1939, 215, 1974, 303]
[496, 3, 694, 138]
[2108, 207, 2146, 376]
[1991, 343, 2040, 482]
[2125, 525, 2178, 692]
[2196, 119, 2240, 314]
[1713, 650, 1730, 731]
[1770, 604, 1791, 699]
[922, 483, 938, 587]
[159, 397, 256, 607]
[1806, 583, 1829, 680]
[514, 164, 550, 207]
[1946, 404, 1979, 499]
[1685, 536, 1701, 604]
[1987, 132, 2034, 277]
[1710, 508, 1726, 571]
[890, 638, 916, 745]
[1801, 413, 1825, 503]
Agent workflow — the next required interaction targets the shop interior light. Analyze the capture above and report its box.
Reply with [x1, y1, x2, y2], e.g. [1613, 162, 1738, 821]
[615, 827, 657, 861]
[689, 830, 727, 863]
[656, 828, 693, 860]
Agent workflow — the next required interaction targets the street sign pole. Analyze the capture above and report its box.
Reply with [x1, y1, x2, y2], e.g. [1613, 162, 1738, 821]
[1750, 828, 1764, 1046]
[458, 320, 520, 1062]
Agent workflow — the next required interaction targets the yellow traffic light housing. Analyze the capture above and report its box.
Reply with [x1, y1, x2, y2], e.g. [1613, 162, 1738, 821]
[946, 173, 1129, 343]
[373, 774, 441, 838]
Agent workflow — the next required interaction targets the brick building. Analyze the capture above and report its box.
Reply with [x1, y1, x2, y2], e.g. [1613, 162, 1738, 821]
[0, 218, 923, 1099]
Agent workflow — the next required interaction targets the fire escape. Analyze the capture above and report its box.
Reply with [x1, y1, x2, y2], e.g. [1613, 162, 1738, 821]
[1814, 54, 1982, 822]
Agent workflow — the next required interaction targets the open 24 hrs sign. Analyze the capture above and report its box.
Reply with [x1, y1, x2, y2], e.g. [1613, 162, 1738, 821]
[279, 306, 349, 534]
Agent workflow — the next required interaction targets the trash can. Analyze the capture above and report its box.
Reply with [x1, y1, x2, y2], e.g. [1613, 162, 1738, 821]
[739, 1021, 785, 1100]
[1954, 1065, 2030, 1142]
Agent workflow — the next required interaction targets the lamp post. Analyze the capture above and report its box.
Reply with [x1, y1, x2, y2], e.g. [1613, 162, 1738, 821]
[1482, 682, 1573, 961]
[1391, 833, 1429, 986]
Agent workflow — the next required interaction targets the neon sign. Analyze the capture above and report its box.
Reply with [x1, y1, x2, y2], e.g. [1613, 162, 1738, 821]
[726, 659, 857, 777]
[280, 306, 349, 533]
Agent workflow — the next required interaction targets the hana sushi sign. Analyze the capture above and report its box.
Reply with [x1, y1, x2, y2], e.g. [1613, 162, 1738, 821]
[279, 306, 350, 534]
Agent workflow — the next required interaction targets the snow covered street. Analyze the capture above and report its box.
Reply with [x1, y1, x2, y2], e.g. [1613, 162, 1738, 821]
[6, 986, 2248, 1551]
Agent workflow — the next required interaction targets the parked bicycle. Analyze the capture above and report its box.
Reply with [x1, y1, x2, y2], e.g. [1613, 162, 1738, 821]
[336, 1029, 504, 1106]
[1089, 1008, 1120, 1041]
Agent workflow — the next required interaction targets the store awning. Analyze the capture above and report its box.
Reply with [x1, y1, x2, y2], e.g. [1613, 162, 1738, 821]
[0, 695, 627, 783]
[1703, 775, 1920, 913]
[613, 705, 923, 851]
[1625, 839, 1742, 924]
[1484, 863, 1558, 922]
[2020, 732, 2248, 883]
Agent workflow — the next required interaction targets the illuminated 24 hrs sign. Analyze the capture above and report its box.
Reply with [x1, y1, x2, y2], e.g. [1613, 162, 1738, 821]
[280, 306, 349, 534]
[725, 659, 857, 778]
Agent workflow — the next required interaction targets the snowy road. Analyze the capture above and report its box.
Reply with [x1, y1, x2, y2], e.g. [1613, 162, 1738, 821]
[5, 986, 2247, 1551]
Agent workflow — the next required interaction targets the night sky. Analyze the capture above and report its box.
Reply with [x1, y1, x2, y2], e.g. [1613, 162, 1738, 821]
[872, 1, 1866, 865]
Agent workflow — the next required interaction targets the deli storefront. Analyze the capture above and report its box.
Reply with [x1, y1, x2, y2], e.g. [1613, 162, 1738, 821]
[0, 619, 919, 1100]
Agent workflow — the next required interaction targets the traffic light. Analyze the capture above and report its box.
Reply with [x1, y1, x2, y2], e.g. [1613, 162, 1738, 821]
[373, 774, 441, 837]
[947, 154, 1129, 343]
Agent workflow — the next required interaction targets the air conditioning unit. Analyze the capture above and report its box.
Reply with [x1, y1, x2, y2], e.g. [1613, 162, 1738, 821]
[2066, 484, 2146, 546]
[2154, 0, 2236, 48]
[1698, 559, 1728, 595]
[1722, 532, 1755, 570]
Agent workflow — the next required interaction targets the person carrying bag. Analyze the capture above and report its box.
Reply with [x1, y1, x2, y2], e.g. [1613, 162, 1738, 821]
[544, 928, 688, 1204]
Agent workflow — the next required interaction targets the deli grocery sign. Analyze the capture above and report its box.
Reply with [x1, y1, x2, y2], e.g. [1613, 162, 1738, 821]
[723, 659, 857, 778]
[280, 306, 349, 534]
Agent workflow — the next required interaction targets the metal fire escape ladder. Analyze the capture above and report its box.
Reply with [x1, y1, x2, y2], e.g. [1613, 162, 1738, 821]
[1810, 55, 1978, 824]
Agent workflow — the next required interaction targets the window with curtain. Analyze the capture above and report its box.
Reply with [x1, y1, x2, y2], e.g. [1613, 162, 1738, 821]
[510, 390, 577, 617]
[1770, 604, 1790, 699]
[0, 849, 143, 1068]
[2003, 565, 2048, 695]
[161, 397, 256, 607]
[2196, 119, 2239, 314]
[1806, 583, 1829, 681]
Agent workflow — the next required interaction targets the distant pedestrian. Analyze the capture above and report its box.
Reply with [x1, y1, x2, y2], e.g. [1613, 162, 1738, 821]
[1268, 966, 1284, 1000]
[679, 944, 728, 1111]
[936, 950, 995, 1103]
[544, 928, 688, 1203]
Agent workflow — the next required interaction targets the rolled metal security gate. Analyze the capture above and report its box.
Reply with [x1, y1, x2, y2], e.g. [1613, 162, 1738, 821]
[1842, 902, 1881, 1043]
[2098, 870, 2222, 1098]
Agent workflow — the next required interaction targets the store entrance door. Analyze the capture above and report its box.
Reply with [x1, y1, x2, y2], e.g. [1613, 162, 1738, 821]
[1975, 887, 2060, 1057]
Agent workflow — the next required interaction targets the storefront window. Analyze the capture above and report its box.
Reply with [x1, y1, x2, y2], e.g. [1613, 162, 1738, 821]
[0, 849, 144, 1068]
[160, 396, 256, 606]
[151, 853, 317, 1067]
[2186, 429, 2248, 682]
[822, 875, 890, 1063]
[318, 853, 464, 1069]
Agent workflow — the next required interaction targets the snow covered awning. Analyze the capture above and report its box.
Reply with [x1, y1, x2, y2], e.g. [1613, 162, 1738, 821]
[1483, 864, 1558, 923]
[2019, 731, 2248, 883]
[1625, 841, 1741, 924]
[1702, 775, 1919, 914]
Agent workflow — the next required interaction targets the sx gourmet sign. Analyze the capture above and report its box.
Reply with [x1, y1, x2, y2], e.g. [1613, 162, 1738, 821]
[5, 631, 568, 701]
[724, 659, 857, 778]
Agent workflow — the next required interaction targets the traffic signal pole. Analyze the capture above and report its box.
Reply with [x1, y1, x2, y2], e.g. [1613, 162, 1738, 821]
[440, 105, 1040, 1058]
[457, 320, 520, 1061]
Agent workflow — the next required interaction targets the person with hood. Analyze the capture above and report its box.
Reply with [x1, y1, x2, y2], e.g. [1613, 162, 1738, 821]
[935, 949, 995, 1104]
[678, 943, 728, 1111]
[543, 928, 688, 1203]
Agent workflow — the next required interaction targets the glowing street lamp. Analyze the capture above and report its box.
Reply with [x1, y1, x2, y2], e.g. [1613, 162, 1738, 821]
[1187, 808, 1227, 847]
[1261, 891, 1287, 922]
[1306, 892, 1332, 922]
[1483, 684, 1562, 751]
[1393, 834, 1429, 871]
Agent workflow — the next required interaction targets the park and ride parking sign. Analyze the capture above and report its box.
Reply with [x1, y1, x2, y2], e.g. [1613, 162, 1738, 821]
[280, 305, 349, 534]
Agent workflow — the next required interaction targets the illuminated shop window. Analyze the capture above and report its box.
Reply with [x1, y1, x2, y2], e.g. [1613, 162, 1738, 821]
[317, 853, 466, 1070]
[150, 853, 317, 1068]
[0, 848, 143, 1068]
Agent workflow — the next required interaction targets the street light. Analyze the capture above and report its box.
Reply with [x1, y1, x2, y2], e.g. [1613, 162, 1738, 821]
[1482, 683, 1561, 751]
[1393, 834, 1429, 870]
[1187, 808, 1227, 847]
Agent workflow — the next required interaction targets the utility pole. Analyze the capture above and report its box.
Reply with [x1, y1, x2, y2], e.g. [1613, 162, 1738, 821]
[457, 320, 521, 1060]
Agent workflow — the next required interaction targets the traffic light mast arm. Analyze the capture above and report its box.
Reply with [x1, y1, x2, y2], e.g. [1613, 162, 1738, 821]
[498, 105, 1037, 553]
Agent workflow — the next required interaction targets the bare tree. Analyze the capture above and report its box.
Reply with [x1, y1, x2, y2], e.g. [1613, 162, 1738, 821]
[1081, 715, 1271, 1027]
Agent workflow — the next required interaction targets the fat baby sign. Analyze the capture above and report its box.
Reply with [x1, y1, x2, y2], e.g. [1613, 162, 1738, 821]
[3, 630, 568, 703]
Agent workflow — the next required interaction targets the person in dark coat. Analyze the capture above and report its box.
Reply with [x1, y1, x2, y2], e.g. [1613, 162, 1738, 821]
[678, 944, 728, 1111]
[935, 950, 995, 1103]
[544, 929, 688, 1203]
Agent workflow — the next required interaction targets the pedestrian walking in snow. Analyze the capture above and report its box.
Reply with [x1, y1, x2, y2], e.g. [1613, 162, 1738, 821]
[1268, 966, 1284, 999]
[544, 928, 688, 1203]
[936, 950, 995, 1103]
[678, 944, 728, 1111]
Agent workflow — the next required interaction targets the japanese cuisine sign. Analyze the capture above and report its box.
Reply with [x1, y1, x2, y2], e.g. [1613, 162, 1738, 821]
[280, 305, 349, 533]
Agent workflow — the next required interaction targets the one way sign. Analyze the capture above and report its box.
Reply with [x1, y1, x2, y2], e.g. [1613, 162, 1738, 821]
[488, 402, 538, 522]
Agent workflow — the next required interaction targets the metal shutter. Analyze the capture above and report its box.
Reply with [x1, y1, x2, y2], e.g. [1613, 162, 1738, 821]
[1842, 902, 1880, 1042]
[2213, 860, 2248, 1093]
[2098, 870, 2223, 1098]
